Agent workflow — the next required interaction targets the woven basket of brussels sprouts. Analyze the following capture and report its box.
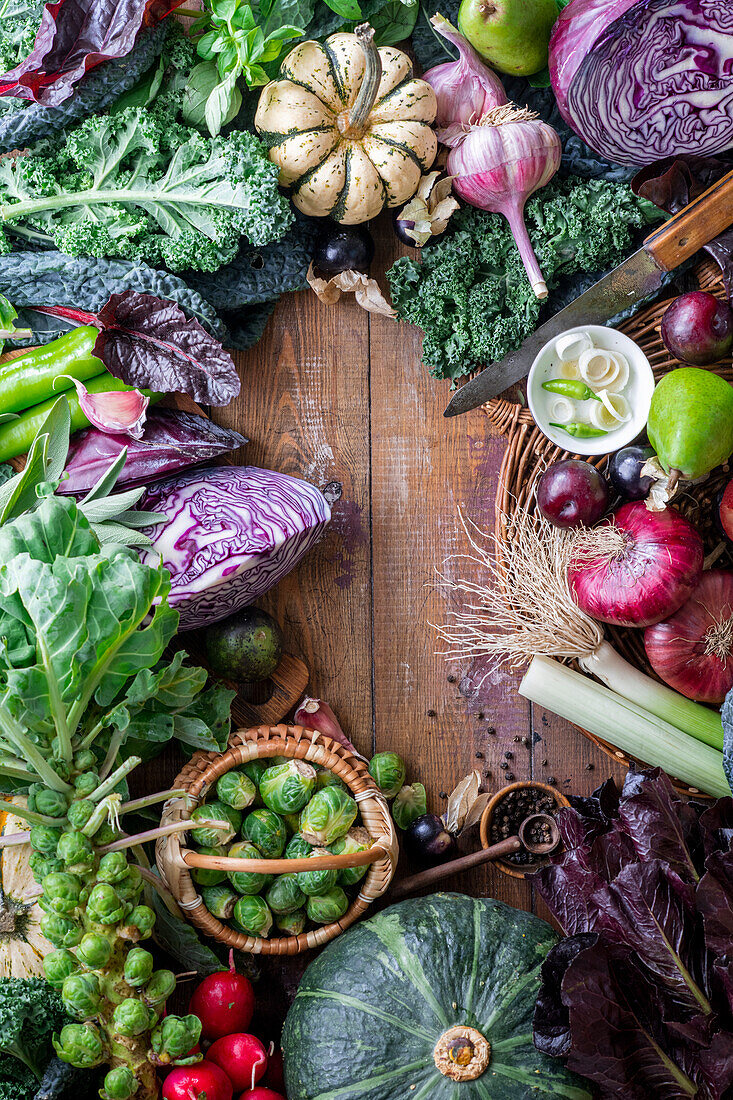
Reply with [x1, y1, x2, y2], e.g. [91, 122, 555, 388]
[156, 724, 398, 954]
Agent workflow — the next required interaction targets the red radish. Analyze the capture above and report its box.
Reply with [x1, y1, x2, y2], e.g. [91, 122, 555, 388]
[263, 1049, 285, 1092]
[189, 953, 255, 1040]
[238, 1090, 285, 1100]
[207, 1033, 268, 1093]
[163, 1062, 233, 1100]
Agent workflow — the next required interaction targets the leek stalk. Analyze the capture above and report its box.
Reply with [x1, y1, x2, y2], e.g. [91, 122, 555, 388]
[519, 656, 729, 798]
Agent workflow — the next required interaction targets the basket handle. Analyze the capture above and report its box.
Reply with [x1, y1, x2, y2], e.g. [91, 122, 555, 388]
[182, 843, 390, 876]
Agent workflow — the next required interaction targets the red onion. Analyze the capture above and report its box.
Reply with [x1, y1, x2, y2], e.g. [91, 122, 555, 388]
[568, 502, 704, 628]
[423, 14, 507, 132]
[644, 570, 733, 704]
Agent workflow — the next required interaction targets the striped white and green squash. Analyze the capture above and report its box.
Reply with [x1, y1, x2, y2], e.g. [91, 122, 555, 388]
[254, 23, 437, 225]
[282, 893, 592, 1099]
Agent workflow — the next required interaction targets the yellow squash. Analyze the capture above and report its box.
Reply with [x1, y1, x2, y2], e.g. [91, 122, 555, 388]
[255, 23, 438, 224]
[0, 800, 54, 978]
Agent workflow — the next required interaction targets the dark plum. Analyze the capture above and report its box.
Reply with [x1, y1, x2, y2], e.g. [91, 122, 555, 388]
[404, 814, 456, 864]
[719, 479, 733, 541]
[607, 445, 655, 501]
[537, 459, 609, 529]
[312, 224, 375, 275]
[660, 291, 733, 365]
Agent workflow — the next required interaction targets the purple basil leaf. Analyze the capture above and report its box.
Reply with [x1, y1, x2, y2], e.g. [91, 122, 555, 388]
[533, 933, 598, 1060]
[59, 409, 247, 495]
[698, 797, 733, 859]
[0, 0, 180, 106]
[697, 850, 733, 960]
[619, 768, 703, 883]
[594, 860, 711, 1018]
[535, 851, 607, 935]
[95, 291, 240, 406]
[561, 939, 702, 1099]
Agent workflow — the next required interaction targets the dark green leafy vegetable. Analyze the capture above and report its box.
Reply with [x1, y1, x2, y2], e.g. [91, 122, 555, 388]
[0, 978, 68, 1082]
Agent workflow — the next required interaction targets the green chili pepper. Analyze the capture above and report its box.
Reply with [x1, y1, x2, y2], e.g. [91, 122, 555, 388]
[0, 374, 160, 463]
[0, 327, 106, 415]
[549, 422, 609, 439]
[542, 379, 600, 401]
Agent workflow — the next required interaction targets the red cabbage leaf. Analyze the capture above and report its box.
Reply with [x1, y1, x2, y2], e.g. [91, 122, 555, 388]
[0, 0, 182, 106]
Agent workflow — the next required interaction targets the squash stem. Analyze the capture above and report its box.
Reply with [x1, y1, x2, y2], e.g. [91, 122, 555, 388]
[347, 24, 382, 134]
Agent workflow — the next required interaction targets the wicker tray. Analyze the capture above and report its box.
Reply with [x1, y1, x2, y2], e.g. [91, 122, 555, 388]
[156, 723, 399, 954]
[482, 259, 731, 793]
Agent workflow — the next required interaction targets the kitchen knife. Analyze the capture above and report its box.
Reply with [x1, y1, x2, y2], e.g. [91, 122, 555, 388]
[444, 167, 733, 418]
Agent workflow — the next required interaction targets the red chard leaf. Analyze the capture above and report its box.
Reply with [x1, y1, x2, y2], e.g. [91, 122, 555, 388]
[0, 0, 183, 106]
[36, 291, 240, 406]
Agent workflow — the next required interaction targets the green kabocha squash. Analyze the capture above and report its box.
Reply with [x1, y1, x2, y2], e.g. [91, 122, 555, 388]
[282, 893, 591, 1099]
[254, 23, 437, 224]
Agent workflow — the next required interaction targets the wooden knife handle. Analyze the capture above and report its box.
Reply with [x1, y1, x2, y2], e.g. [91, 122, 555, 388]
[644, 168, 733, 273]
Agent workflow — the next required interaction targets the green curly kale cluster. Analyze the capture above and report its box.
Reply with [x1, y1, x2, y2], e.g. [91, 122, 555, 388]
[0, 977, 68, 1099]
[387, 177, 663, 382]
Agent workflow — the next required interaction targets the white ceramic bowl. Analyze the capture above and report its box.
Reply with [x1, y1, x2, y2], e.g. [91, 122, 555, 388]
[527, 324, 654, 456]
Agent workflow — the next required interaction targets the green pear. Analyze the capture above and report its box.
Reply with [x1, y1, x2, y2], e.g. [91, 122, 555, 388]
[457, 0, 558, 76]
[647, 367, 733, 486]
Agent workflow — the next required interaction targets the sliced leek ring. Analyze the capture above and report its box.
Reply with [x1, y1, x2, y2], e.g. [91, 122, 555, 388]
[589, 390, 631, 430]
[556, 359, 581, 380]
[555, 331, 593, 363]
[548, 396, 575, 424]
[603, 352, 630, 393]
[578, 348, 619, 389]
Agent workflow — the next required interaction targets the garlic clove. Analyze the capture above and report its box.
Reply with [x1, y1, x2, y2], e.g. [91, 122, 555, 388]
[578, 347, 619, 389]
[589, 390, 631, 429]
[548, 396, 575, 424]
[555, 331, 593, 363]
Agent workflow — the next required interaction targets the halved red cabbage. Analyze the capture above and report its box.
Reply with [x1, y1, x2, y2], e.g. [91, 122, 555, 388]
[140, 466, 331, 630]
[550, 0, 733, 167]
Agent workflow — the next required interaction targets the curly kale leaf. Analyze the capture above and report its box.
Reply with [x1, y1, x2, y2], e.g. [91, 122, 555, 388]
[387, 177, 663, 382]
[0, 979, 68, 1083]
[0, 106, 294, 273]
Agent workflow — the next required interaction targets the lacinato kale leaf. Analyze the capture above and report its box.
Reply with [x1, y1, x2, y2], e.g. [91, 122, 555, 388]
[387, 176, 662, 382]
[0, 105, 294, 273]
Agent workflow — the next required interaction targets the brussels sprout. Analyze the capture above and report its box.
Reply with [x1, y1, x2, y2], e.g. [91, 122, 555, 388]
[44, 948, 79, 987]
[392, 783, 428, 831]
[62, 972, 102, 1020]
[113, 998, 151, 1037]
[315, 766, 347, 793]
[296, 848, 339, 897]
[143, 969, 176, 1007]
[53, 1022, 106, 1068]
[201, 884, 238, 919]
[216, 770, 256, 812]
[275, 908, 307, 936]
[283, 812, 302, 834]
[191, 845, 227, 887]
[26, 785, 45, 813]
[285, 834, 312, 859]
[260, 761, 317, 815]
[86, 883, 126, 926]
[189, 801, 242, 847]
[368, 752, 406, 799]
[124, 947, 154, 988]
[66, 800, 95, 831]
[329, 826, 372, 886]
[265, 873, 305, 915]
[73, 749, 98, 774]
[115, 866, 144, 904]
[97, 851, 130, 884]
[227, 841, 273, 896]
[232, 895, 273, 938]
[73, 772, 99, 798]
[125, 905, 155, 939]
[30, 852, 63, 879]
[42, 871, 83, 915]
[299, 787, 358, 847]
[35, 790, 69, 818]
[102, 1066, 137, 1100]
[242, 759, 268, 786]
[30, 824, 62, 855]
[92, 822, 118, 846]
[243, 808, 287, 858]
[151, 1015, 202, 1061]
[57, 830, 95, 873]
[41, 913, 82, 948]
[306, 885, 349, 924]
[78, 932, 113, 970]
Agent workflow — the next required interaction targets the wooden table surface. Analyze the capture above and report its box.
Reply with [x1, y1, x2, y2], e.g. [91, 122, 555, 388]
[146, 218, 627, 1028]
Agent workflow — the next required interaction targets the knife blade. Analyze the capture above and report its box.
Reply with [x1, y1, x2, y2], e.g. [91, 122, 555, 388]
[444, 166, 733, 418]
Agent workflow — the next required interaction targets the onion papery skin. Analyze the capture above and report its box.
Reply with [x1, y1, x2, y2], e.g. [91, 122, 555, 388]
[568, 502, 704, 628]
[549, 0, 733, 166]
[644, 570, 733, 703]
